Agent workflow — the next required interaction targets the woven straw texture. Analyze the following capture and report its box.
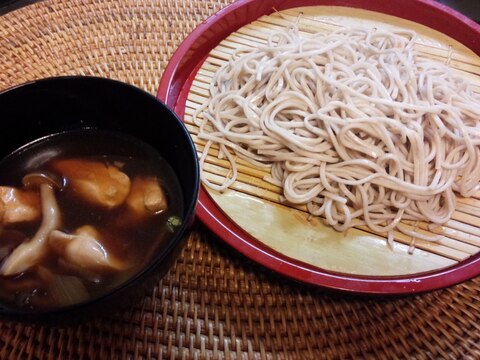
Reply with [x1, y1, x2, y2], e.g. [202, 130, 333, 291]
[0, 1, 479, 359]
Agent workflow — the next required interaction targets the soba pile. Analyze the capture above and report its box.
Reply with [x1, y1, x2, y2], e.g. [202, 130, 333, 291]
[193, 24, 480, 248]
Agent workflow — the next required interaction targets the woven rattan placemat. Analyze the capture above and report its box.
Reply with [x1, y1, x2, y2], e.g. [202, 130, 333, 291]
[0, 1, 479, 359]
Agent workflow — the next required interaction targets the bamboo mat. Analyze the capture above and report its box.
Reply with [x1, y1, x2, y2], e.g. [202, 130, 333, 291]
[186, 5, 480, 276]
[0, 1, 479, 359]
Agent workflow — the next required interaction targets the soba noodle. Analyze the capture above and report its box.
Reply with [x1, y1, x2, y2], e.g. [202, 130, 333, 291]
[193, 24, 480, 248]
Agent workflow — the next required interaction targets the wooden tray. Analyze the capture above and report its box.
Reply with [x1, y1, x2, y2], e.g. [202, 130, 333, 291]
[158, 0, 480, 294]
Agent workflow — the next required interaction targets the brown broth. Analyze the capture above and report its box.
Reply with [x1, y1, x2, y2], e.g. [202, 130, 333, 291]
[0, 131, 183, 311]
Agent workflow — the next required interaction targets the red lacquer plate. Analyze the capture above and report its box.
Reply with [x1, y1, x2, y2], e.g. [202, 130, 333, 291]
[158, 0, 480, 295]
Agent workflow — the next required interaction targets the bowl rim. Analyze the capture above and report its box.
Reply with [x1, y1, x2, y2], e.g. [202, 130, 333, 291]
[0, 75, 200, 317]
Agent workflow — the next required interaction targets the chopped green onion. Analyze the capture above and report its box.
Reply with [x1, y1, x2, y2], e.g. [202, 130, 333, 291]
[166, 216, 182, 232]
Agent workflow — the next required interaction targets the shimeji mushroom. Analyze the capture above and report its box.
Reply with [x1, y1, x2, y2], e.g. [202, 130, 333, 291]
[0, 173, 62, 276]
[51, 159, 131, 209]
[49, 225, 125, 272]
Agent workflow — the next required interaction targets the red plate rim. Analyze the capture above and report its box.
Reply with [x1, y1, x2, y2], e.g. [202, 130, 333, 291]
[157, 0, 480, 295]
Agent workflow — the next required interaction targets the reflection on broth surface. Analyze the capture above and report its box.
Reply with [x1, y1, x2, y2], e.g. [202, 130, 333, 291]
[0, 131, 183, 311]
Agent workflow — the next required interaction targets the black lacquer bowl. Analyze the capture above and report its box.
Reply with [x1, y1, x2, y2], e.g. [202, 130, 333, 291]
[0, 76, 199, 322]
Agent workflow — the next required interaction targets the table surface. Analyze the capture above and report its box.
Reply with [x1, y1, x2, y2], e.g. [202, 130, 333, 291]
[0, 1, 479, 359]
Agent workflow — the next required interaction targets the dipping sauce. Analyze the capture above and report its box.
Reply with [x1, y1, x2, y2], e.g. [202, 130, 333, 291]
[0, 130, 183, 311]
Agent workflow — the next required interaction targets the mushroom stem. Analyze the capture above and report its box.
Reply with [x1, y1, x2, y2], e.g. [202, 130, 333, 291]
[0, 184, 61, 276]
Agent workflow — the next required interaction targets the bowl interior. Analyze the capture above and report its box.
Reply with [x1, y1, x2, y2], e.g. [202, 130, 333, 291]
[0, 76, 199, 217]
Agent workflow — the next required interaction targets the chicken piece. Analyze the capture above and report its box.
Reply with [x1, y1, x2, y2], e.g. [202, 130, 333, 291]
[51, 159, 131, 209]
[0, 186, 41, 225]
[126, 177, 167, 216]
[49, 225, 125, 272]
